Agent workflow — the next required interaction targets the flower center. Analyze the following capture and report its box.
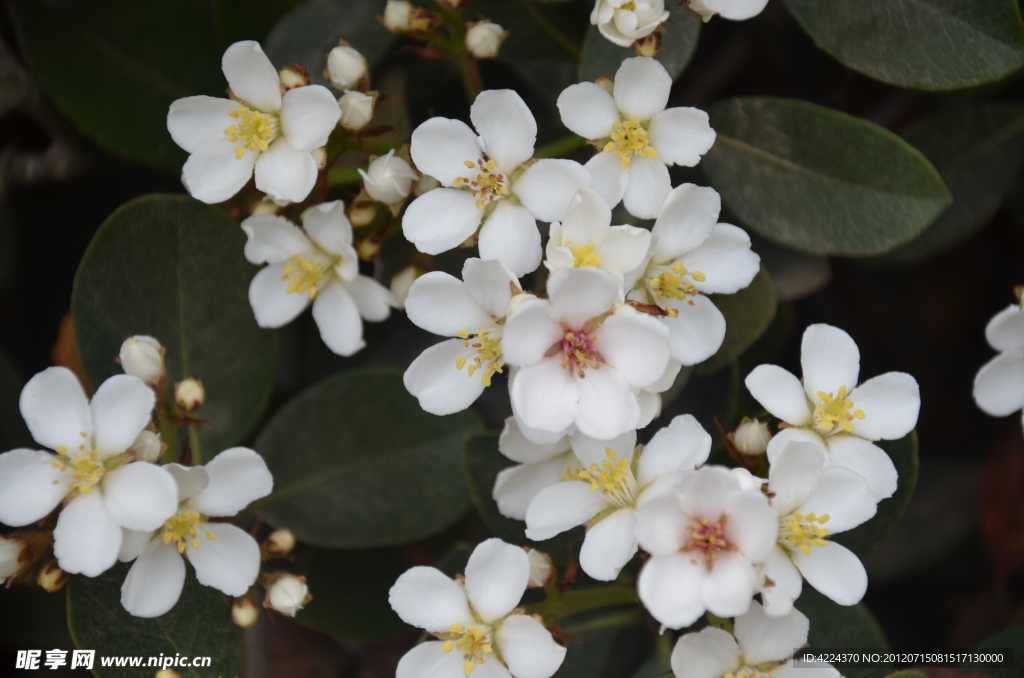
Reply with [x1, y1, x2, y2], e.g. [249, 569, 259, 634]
[52, 446, 105, 495]
[280, 254, 333, 298]
[571, 244, 601, 268]
[440, 624, 493, 674]
[455, 328, 504, 387]
[453, 159, 509, 210]
[620, 1, 637, 9]
[647, 261, 706, 302]
[224, 107, 279, 159]
[603, 118, 657, 170]
[578, 448, 640, 509]
[811, 386, 865, 435]
[725, 668, 772, 678]
[560, 330, 600, 378]
[685, 518, 728, 561]
[779, 511, 830, 556]
[162, 510, 216, 554]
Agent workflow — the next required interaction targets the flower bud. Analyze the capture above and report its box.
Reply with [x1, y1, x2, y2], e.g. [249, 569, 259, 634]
[130, 430, 163, 463]
[118, 336, 165, 385]
[37, 559, 68, 592]
[412, 173, 441, 197]
[312, 146, 327, 170]
[635, 30, 662, 57]
[264, 529, 297, 558]
[338, 90, 376, 131]
[251, 199, 280, 216]
[595, 76, 615, 95]
[733, 418, 771, 456]
[348, 201, 378, 227]
[410, 8, 442, 33]
[524, 547, 553, 588]
[383, 0, 414, 32]
[358, 239, 381, 260]
[327, 45, 367, 91]
[232, 596, 260, 628]
[506, 292, 534, 317]
[278, 64, 310, 90]
[265, 574, 311, 617]
[359, 150, 419, 204]
[0, 536, 27, 584]
[175, 378, 205, 411]
[465, 21, 508, 59]
[390, 266, 422, 310]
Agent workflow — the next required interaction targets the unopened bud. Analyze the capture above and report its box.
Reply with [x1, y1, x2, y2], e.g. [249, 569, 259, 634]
[412, 173, 441, 197]
[358, 239, 381, 260]
[338, 90, 376, 131]
[0, 536, 27, 584]
[264, 529, 296, 558]
[348, 201, 378, 227]
[506, 292, 534, 317]
[311, 146, 327, 170]
[232, 596, 260, 628]
[383, 0, 414, 32]
[327, 45, 367, 91]
[635, 29, 662, 57]
[37, 559, 67, 592]
[359, 150, 418, 204]
[410, 8, 441, 33]
[733, 418, 771, 456]
[175, 378, 205, 411]
[130, 430, 164, 463]
[278, 64, 310, 90]
[265, 574, 311, 617]
[595, 76, 615, 95]
[524, 548, 553, 588]
[155, 671, 182, 678]
[465, 21, 508, 60]
[118, 336, 165, 385]
[251, 199, 279, 216]
[390, 266, 423, 310]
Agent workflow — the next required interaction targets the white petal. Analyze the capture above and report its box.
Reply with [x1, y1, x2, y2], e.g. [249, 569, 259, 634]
[849, 372, 920, 441]
[613, 57, 671, 122]
[222, 41, 281, 113]
[568, 428, 636, 468]
[464, 538, 530, 623]
[768, 441, 824, 518]
[801, 324, 860, 400]
[622, 156, 671, 220]
[164, 464, 210, 502]
[20, 366, 92, 454]
[182, 138, 257, 204]
[556, 82, 618, 140]
[637, 552, 708, 629]
[312, 284, 365, 356]
[525, 480, 609, 541]
[167, 96, 238, 154]
[799, 467, 877, 534]
[120, 540, 185, 618]
[406, 271, 494, 337]
[791, 540, 867, 606]
[410, 117, 482, 187]
[684, 224, 760, 295]
[187, 448, 273, 517]
[703, 550, 757, 618]
[699, 0, 770, 20]
[254, 137, 318, 203]
[744, 365, 812, 426]
[495, 614, 567, 678]
[90, 375, 155, 457]
[388, 566, 473, 632]
[985, 304, 1024, 353]
[493, 456, 570, 521]
[634, 492, 688, 556]
[974, 353, 1024, 416]
[0, 449, 68, 526]
[511, 358, 579, 437]
[396, 642, 467, 678]
[499, 417, 570, 465]
[595, 226, 652, 280]
[645, 356, 682, 394]
[280, 85, 341, 151]
[648, 107, 716, 167]
[404, 340, 488, 416]
[403, 188, 483, 255]
[118, 529, 154, 563]
[765, 427, 826, 465]
[347, 276, 395, 322]
[471, 90, 537, 173]
[513, 159, 591, 224]
[574, 366, 641, 440]
[301, 200, 353, 253]
[463, 258, 520, 319]
[102, 462, 177, 531]
[186, 522, 260, 596]
[53, 492, 122, 576]
[662, 294, 726, 366]
[759, 545, 803, 618]
[241, 215, 312, 265]
[735, 601, 809, 665]
[773, 663, 842, 678]
[249, 264, 310, 328]
[594, 312, 670, 388]
[638, 414, 711, 486]
[670, 627, 742, 678]
[502, 299, 564, 367]
[651, 183, 721, 262]
[579, 507, 637, 581]
[584, 152, 629, 211]
[678, 466, 739, 519]
[823, 435, 898, 501]
[723, 491, 778, 563]
[548, 267, 618, 329]
[478, 202, 542, 278]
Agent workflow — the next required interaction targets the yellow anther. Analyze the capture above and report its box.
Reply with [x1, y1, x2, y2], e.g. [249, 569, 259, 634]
[476, 199, 485, 210]
[224, 107, 278, 159]
[280, 255, 331, 299]
[686, 518, 729, 561]
[464, 161, 476, 168]
[454, 158, 510, 210]
[162, 510, 204, 554]
[812, 388, 865, 435]
[621, 1, 636, 9]
[453, 177, 465, 186]
[54, 450, 106, 495]
[464, 661, 475, 674]
[455, 328, 503, 386]
[571, 244, 601, 268]
[450, 624, 463, 633]
[442, 641, 454, 653]
[604, 117, 657, 169]
[206, 531, 216, 540]
[645, 260, 705, 301]
[578, 449, 639, 507]
[55, 446, 68, 454]
[780, 511, 831, 555]
[455, 357, 467, 370]
[486, 159, 496, 170]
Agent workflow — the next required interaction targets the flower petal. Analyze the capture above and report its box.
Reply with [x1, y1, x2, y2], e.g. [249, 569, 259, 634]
[478, 202, 542, 278]
[579, 507, 637, 581]
[20, 366, 92, 455]
[186, 522, 260, 596]
[638, 414, 711, 486]
[683, 224, 760, 295]
[584, 151, 629, 210]
[312, 284, 365, 356]
[765, 427, 826, 465]
[638, 552, 708, 629]
[241, 215, 312, 265]
[791, 540, 867, 606]
[254, 137, 318, 203]
[493, 456, 571, 521]
[346, 275, 396, 323]
[799, 467, 877, 534]
[187, 448, 273, 517]
[974, 353, 1024, 416]
[463, 258, 519, 319]
[395, 642, 467, 678]
[406, 271, 494, 337]
[502, 300, 565, 367]
[513, 159, 591, 224]
[574, 365, 641, 440]
[849, 372, 920, 441]
[471, 89, 537, 173]
[735, 601, 809, 665]
[556, 82, 618, 140]
[511, 358, 579, 437]
[594, 312, 670, 389]
[301, 200, 353, 253]
[662, 294, 726, 366]
[167, 96, 238, 154]
[53, 492, 122, 576]
[648, 107, 716, 167]
[120, 539, 185, 618]
[670, 626, 742, 678]
[634, 492, 688, 556]
[548, 267, 618, 329]
[118, 528, 154, 563]
[404, 340, 488, 416]
[650, 183, 721, 263]
[702, 549, 758, 619]
[723, 491, 778, 563]
[768, 441, 824, 518]
[410, 117, 482, 187]
[985, 304, 1024, 353]
[744, 365, 812, 426]
[102, 462, 177, 531]
[403, 188, 483, 255]
[525, 480, 609, 541]
[822, 435, 897, 501]
[495, 614, 567, 678]
[613, 57, 671, 122]
[182, 138, 257, 204]
[499, 417, 570, 465]
[389, 566, 473, 632]
[0, 449, 69, 526]
[622, 156, 671, 220]
[678, 466, 739, 519]
[280, 84, 341, 151]
[221, 41, 282, 113]
[464, 538, 530, 623]
[759, 545, 803, 618]
[249, 264, 310, 328]
[596, 226, 652, 280]
[569, 428, 636, 468]
[90, 374, 155, 457]
[801, 324, 860, 400]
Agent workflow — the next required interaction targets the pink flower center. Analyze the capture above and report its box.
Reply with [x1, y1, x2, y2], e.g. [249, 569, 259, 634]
[686, 518, 728, 561]
[561, 330, 600, 377]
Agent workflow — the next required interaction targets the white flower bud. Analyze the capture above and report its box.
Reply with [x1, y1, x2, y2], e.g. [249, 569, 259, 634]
[348, 202, 378, 227]
[524, 547, 553, 588]
[733, 418, 771, 455]
[118, 335, 164, 385]
[383, 0, 414, 32]
[312, 146, 327, 169]
[390, 266, 422, 310]
[0, 536, 26, 584]
[232, 597, 260, 628]
[465, 21, 507, 59]
[37, 559, 67, 592]
[130, 430, 163, 463]
[338, 90, 376, 131]
[358, 150, 418, 204]
[278, 65, 310, 89]
[412, 173, 441, 197]
[327, 45, 367, 90]
[175, 378, 205, 411]
[266, 574, 311, 617]
[506, 292, 535, 317]
[251, 199, 279, 216]
[264, 529, 296, 558]
[592, 0, 669, 45]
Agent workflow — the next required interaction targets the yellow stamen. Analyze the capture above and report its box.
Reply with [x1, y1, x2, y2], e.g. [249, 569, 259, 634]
[578, 448, 639, 509]
[453, 158, 510, 210]
[812, 386, 866, 435]
[280, 255, 331, 299]
[162, 510, 205, 553]
[224, 107, 279, 159]
[647, 261, 705, 301]
[604, 117, 657, 169]
[454, 328, 504, 386]
[779, 511, 831, 556]
[571, 244, 601, 268]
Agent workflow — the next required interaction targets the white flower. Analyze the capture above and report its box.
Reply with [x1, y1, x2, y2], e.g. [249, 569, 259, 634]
[526, 414, 710, 581]
[175, 378, 205, 411]
[622, 183, 759, 365]
[384, 0, 414, 32]
[130, 430, 163, 463]
[686, 0, 771, 24]
[242, 200, 396, 356]
[167, 41, 341, 204]
[360, 150, 419, 204]
[405, 89, 590, 277]
[557, 57, 715, 218]
[974, 301, 1024, 430]
[590, 0, 669, 47]
[327, 45, 367, 90]
[119, 447, 273, 618]
[389, 538, 566, 678]
[0, 368, 177, 577]
[466, 21, 508, 59]
[119, 336, 164, 385]
[503, 267, 670, 439]
[266, 574, 310, 616]
[745, 323, 920, 501]
[524, 548, 553, 588]
[544, 187, 652, 296]
[404, 259, 524, 415]
[635, 465, 777, 628]
[759, 441, 877, 617]
[338, 90, 376, 130]
[0, 536, 25, 584]
[733, 418, 771, 455]
[671, 602, 839, 678]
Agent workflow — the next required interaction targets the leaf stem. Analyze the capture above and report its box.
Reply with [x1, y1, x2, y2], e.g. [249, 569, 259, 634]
[526, 585, 637, 621]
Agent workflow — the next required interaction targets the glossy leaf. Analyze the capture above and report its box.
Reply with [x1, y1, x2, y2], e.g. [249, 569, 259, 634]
[256, 369, 479, 548]
[702, 97, 952, 256]
[798, 586, 889, 678]
[702, 267, 777, 373]
[579, 3, 701, 82]
[72, 194, 277, 460]
[473, 0, 590, 62]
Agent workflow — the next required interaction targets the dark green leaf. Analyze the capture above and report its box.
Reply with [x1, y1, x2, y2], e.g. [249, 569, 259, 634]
[558, 613, 647, 678]
[67, 562, 242, 678]
[472, 0, 590, 62]
[798, 586, 889, 678]
[8, 0, 224, 169]
[0, 350, 31, 451]
[784, 0, 1024, 91]
[72, 194, 278, 460]
[702, 267, 777, 373]
[702, 97, 952, 256]
[212, 0, 300, 47]
[630, 648, 671, 678]
[752, 235, 831, 302]
[964, 624, 1024, 678]
[579, 2, 702, 82]
[256, 368, 479, 548]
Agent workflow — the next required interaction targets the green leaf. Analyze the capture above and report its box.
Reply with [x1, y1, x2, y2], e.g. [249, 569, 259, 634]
[701, 267, 777, 374]
[263, 0, 395, 87]
[0, 350, 31, 451]
[964, 624, 1024, 678]
[8, 0, 224, 170]
[878, 103, 1024, 265]
[255, 368, 479, 548]
[72, 194, 277, 460]
[579, 3, 701, 82]
[798, 586, 889, 678]
[472, 0, 590, 62]
[67, 563, 242, 678]
[833, 431, 919, 557]
[752, 235, 831, 302]
[211, 0, 300, 46]
[783, 0, 1024, 91]
[701, 97, 952, 256]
